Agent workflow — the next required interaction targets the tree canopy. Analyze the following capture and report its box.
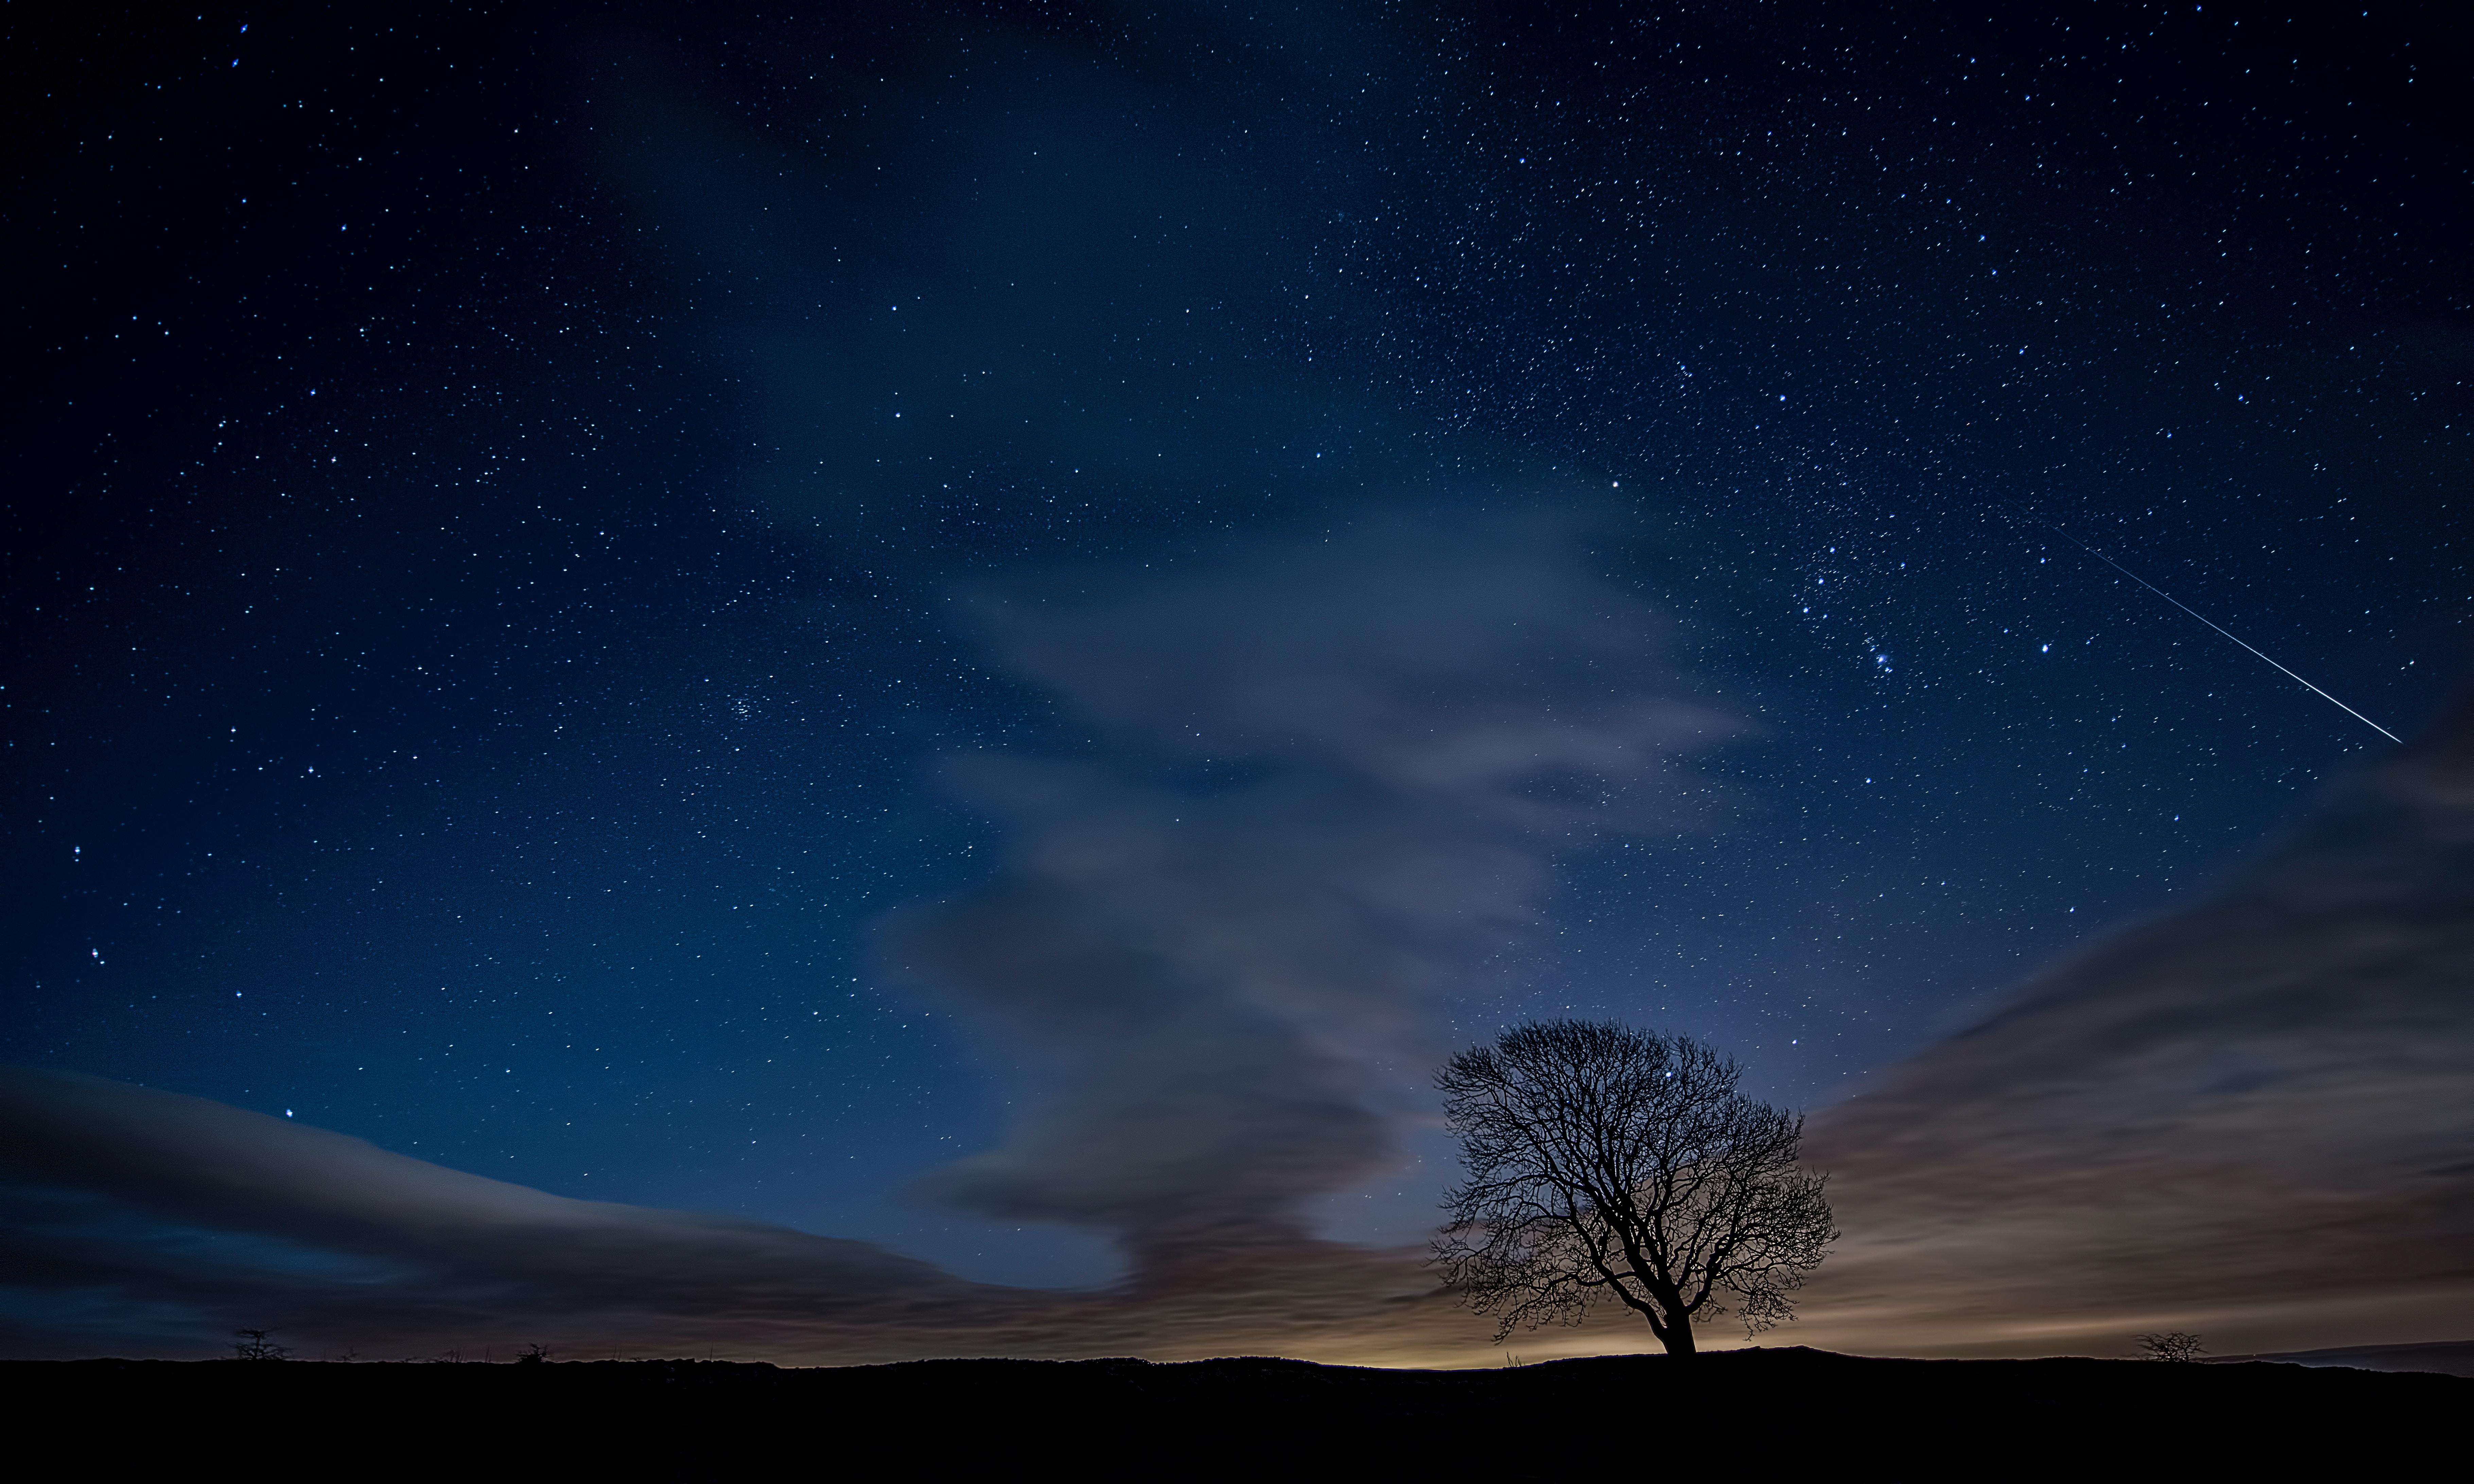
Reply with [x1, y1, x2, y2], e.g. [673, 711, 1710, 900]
[1433, 1021, 1835, 1356]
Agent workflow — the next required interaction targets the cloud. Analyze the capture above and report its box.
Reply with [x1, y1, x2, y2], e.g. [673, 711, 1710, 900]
[1788, 687, 2474, 1356]
[0, 1065, 1496, 1363]
[0, 1066, 1027, 1358]
[0, 503, 1747, 1360]
[889, 507, 1741, 1266]
[575, 0, 1761, 1281]
[9, 690, 2474, 1364]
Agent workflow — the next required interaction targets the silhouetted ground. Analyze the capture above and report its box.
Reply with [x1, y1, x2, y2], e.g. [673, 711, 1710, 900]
[12, 1346, 2460, 1481]
[2207, 1338, 2474, 1376]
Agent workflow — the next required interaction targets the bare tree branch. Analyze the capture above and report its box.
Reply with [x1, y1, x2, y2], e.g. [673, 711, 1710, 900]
[1432, 1021, 1837, 1356]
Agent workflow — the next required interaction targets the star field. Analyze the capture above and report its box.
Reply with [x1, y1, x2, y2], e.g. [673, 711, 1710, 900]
[5, 1, 2467, 1289]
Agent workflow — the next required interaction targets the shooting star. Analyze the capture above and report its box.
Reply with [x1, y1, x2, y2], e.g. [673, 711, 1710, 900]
[2011, 504, 2400, 745]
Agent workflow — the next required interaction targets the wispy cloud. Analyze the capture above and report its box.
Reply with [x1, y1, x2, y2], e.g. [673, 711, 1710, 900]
[1792, 690, 2474, 1356]
[0, 1065, 1495, 1363]
[890, 507, 1741, 1267]
[9, 695, 2473, 1361]
[0, 1067, 1014, 1360]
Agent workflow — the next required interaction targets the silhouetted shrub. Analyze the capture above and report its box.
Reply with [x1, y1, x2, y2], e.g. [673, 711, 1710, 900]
[2136, 1331, 2206, 1362]
[229, 1329, 291, 1361]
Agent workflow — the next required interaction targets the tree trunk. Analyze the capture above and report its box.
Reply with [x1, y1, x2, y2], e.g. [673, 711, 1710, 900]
[1657, 1313, 1697, 1356]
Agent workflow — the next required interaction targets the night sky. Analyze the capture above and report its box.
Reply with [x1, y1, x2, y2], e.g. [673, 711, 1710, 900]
[6, 1, 2470, 1356]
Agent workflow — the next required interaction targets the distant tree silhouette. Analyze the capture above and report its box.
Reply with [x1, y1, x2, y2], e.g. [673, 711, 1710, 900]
[2136, 1331, 2207, 1362]
[517, 1344, 553, 1365]
[229, 1328, 291, 1361]
[1434, 1021, 1836, 1357]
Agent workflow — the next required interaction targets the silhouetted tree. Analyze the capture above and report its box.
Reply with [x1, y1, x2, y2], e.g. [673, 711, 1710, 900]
[229, 1328, 291, 1361]
[1434, 1021, 1836, 1357]
[2136, 1331, 2206, 1362]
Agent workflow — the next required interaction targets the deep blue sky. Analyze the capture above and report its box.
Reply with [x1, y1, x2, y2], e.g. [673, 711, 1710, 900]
[7, 1, 2468, 1289]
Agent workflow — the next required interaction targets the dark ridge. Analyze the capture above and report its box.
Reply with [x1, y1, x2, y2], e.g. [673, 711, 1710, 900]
[12, 1346, 2456, 1481]
[2206, 1338, 2474, 1377]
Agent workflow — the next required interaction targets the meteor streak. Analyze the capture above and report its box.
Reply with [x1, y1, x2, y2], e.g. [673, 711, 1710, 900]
[2011, 505, 2401, 745]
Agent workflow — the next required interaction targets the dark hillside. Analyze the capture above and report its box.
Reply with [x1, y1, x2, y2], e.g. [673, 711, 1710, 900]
[11, 1347, 2457, 1481]
[2210, 1338, 2474, 1376]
